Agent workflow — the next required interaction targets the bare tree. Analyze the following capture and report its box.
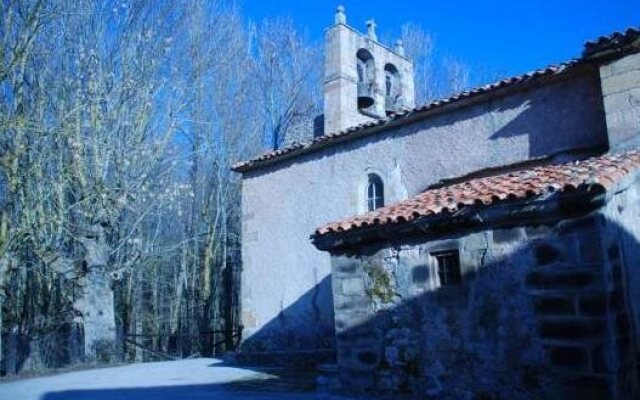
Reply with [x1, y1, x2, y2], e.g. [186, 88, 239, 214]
[400, 22, 471, 103]
[0, 0, 484, 375]
[253, 18, 322, 150]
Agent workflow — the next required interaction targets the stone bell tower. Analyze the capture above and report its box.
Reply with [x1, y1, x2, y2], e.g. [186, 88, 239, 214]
[323, 5, 415, 135]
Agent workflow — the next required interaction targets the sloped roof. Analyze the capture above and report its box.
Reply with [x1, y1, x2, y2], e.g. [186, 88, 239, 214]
[231, 61, 579, 172]
[232, 27, 640, 174]
[312, 151, 640, 239]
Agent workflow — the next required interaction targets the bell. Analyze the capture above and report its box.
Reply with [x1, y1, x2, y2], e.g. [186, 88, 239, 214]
[357, 82, 375, 109]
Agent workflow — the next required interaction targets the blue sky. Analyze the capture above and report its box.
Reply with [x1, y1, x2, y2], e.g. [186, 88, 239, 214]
[241, 0, 639, 79]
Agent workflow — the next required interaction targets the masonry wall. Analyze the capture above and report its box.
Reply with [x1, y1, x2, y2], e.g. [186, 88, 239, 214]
[329, 206, 638, 398]
[600, 51, 640, 151]
[599, 176, 640, 397]
[239, 70, 608, 360]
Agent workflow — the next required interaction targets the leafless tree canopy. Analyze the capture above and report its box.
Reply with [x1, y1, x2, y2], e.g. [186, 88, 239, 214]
[0, 0, 482, 374]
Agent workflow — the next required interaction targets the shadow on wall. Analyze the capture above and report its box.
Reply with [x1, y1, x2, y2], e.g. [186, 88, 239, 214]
[329, 213, 638, 399]
[239, 275, 336, 367]
[489, 73, 607, 158]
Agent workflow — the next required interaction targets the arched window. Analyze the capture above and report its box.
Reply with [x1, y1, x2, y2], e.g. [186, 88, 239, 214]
[366, 174, 384, 211]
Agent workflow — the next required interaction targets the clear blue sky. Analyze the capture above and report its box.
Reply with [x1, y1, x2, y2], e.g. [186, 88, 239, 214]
[241, 0, 639, 78]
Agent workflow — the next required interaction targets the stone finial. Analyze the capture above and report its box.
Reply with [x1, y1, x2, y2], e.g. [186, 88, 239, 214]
[335, 5, 346, 24]
[366, 19, 378, 41]
[395, 39, 405, 56]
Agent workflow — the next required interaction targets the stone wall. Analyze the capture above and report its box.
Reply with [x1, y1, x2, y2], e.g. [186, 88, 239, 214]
[328, 205, 638, 398]
[600, 52, 640, 151]
[600, 176, 640, 397]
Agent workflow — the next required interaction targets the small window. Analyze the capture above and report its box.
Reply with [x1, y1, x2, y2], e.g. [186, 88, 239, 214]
[433, 250, 462, 287]
[366, 174, 384, 211]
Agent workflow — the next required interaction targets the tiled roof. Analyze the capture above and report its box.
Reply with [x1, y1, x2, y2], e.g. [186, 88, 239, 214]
[313, 151, 640, 238]
[583, 27, 640, 58]
[231, 61, 579, 172]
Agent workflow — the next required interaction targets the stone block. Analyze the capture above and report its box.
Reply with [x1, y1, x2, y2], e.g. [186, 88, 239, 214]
[606, 243, 620, 261]
[334, 311, 369, 333]
[548, 345, 588, 368]
[616, 312, 631, 339]
[341, 277, 365, 295]
[610, 52, 640, 76]
[609, 289, 625, 311]
[492, 227, 525, 244]
[334, 295, 370, 311]
[355, 349, 380, 369]
[611, 260, 623, 286]
[539, 317, 606, 341]
[338, 369, 375, 394]
[525, 224, 553, 238]
[534, 296, 575, 315]
[578, 294, 608, 316]
[602, 88, 640, 111]
[590, 344, 611, 373]
[599, 63, 613, 79]
[559, 374, 612, 400]
[601, 69, 640, 96]
[332, 256, 359, 274]
[578, 233, 604, 263]
[527, 268, 596, 291]
[534, 242, 563, 266]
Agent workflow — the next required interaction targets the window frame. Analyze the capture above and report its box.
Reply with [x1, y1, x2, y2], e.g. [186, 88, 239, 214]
[366, 173, 384, 212]
[432, 250, 462, 287]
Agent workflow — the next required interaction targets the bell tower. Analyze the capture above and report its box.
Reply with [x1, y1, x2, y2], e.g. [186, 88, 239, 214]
[323, 6, 415, 135]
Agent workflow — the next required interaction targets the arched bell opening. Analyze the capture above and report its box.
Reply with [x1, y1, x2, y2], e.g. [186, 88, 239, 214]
[356, 49, 375, 109]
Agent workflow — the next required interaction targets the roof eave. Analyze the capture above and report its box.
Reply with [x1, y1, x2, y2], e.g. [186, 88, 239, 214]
[311, 186, 608, 253]
[232, 61, 592, 174]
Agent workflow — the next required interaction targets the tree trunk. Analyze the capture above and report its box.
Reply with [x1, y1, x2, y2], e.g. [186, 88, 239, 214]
[133, 268, 144, 362]
[77, 267, 116, 364]
[76, 227, 116, 364]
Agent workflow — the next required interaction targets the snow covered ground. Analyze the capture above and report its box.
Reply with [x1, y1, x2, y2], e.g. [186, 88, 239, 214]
[0, 358, 346, 400]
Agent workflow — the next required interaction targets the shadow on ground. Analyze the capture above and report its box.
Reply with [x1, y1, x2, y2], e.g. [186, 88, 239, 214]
[40, 364, 318, 400]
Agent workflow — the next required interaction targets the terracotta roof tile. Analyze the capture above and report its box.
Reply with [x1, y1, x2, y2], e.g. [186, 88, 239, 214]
[313, 151, 640, 237]
[583, 27, 640, 58]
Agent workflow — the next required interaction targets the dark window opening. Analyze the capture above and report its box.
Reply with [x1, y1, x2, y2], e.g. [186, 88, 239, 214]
[385, 75, 392, 96]
[366, 173, 384, 211]
[384, 63, 401, 115]
[357, 63, 364, 83]
[433, 250, 462, 287]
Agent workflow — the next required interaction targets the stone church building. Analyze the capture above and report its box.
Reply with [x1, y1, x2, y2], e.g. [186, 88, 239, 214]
[233, 6, 640, 398]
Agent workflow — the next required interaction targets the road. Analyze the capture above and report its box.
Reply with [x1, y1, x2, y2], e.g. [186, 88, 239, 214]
[0, 358, 344, 400]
